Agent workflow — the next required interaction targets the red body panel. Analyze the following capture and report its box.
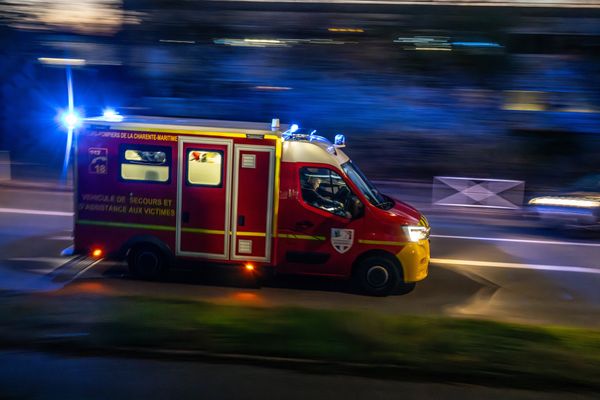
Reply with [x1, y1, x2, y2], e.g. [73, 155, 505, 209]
[180, 141, 230, 257]
[232, 148, 274, 261]
[275, 161, 419, 278]
[75, 131, 178, 255]
[75, 128, 277, 266]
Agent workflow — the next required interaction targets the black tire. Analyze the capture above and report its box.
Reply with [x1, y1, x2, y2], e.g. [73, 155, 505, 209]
[127, 244, 167, 280]
[354, 255, 401, 296]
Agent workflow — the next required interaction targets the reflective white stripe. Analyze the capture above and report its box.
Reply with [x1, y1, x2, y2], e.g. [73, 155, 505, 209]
[0, 208, 73, 216]
[49, 236, 74, 241]
[431, 258, 600, 275]
[430, 234, 600, 248]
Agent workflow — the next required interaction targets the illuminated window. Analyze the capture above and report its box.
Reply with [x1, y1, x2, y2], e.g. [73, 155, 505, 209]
[187, 149, 223, 186]
[120, 145, 170, 183]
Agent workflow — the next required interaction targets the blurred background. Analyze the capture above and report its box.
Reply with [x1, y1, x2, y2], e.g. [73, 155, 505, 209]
[0, 0, 598, 188]
[0, 4, 599, 397]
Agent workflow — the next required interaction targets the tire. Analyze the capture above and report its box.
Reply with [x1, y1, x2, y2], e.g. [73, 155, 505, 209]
[354, 255, 402, 296]
[128, 244, 167, 280]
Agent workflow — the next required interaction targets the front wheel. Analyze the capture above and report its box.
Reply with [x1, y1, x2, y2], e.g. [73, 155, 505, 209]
[354, 256, 403, 296]
[127, 244, 167, 280]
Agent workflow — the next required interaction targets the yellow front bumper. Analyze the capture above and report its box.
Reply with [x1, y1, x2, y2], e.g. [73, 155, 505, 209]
[396, 240, 430, 282]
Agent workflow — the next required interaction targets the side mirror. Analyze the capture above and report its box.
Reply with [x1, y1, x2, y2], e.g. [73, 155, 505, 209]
[349, 195, 364, 219]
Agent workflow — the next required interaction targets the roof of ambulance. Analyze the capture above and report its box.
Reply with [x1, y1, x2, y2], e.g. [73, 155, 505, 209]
[84, 115, 349, 166]
[83, 115, 288, 135]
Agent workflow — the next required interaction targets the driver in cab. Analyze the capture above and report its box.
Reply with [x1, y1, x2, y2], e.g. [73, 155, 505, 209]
[302, 176, 351, 218]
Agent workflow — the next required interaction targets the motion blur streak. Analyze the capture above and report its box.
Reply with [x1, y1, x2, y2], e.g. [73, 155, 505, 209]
[431, 235, 600, 247]
[37, 57, 86, 66]
[0, 208, 73, 217]
[214, 0, 600, 8]
[432, 258, 600, 274]
[0, 0, 127, 34]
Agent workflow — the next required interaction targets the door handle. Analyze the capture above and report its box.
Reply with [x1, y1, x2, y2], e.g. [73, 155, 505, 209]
[182, 211, 190, 223]
[238, 215, 245, 226]
[295, 220, 314, 230]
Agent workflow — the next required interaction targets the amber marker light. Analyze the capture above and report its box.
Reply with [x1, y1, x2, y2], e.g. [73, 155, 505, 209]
[244, 263, 255, 272]
[91, 248, 103, 258]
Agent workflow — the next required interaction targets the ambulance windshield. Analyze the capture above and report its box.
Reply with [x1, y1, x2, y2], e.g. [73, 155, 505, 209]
[342, 161, 391, 209]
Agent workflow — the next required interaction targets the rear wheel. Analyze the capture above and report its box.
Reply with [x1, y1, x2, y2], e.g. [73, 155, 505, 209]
[128, 244, 167, 280]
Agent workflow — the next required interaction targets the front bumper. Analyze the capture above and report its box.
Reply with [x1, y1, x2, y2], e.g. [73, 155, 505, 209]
[396, 239, 430, 283]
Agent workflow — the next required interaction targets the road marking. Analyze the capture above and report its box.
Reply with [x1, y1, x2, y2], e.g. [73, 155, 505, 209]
[70, 258, 104, 281]
[0, 208, 73, 217]
[9, 257, 71, 265]
[431, 258, 600, 275]
[49, 236, 74, 241]
[431, 234, 600, 248]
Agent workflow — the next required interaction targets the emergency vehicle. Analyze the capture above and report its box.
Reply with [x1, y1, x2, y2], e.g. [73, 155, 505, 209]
[74, 114, 430, 295]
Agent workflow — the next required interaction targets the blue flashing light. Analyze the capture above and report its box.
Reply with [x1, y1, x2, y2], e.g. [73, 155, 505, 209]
[60, 111, 81, 130]
[103, 108, 123, 122]
[334, 134, 346, 147]
[290, 124, 299, 133]
[451, 41, 502, 48]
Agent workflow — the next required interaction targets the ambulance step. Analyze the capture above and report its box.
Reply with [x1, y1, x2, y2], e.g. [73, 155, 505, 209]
[49, 255, 103, 283]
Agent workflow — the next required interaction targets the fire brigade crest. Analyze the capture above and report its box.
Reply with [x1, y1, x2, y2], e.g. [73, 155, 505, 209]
[331, 228, 354, 254]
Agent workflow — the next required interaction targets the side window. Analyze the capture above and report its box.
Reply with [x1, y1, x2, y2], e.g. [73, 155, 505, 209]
[120, 145, 170, 183]
[187, 149, 223, 187]
[299, 167, 353, 218]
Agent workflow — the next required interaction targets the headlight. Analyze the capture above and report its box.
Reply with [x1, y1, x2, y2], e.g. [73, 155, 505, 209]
[529, 197, 600, 208]
[403, 225, 430, 242]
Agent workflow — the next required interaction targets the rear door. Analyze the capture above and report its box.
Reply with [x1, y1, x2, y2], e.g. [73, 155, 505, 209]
[176, 137, 232, 259]
[230, 145, 275, 262]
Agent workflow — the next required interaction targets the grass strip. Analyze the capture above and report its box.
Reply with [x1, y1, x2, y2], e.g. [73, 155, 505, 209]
[1, 294, 599, 390]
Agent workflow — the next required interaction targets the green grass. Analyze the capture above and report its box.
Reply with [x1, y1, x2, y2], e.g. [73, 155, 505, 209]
[1, 294, 599, 389]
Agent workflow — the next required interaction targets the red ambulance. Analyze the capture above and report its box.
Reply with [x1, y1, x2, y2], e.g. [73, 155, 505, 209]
[75, 115, 430, 295]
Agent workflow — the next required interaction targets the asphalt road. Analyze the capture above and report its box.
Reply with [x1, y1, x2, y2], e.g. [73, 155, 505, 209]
[2, 350, 596, 400]
[0, 183, 599, 328]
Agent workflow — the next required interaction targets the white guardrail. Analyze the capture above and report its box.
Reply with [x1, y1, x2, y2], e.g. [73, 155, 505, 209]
[432, 176, 525, 209]
[0, 151, 10, 181]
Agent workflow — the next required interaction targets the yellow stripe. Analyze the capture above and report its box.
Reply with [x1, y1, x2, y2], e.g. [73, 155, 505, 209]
[106, 125, 280, 141]
[272, 138, 282, 237]
[182, 227, 225, 235]
[358, 239, 408, 246]
[236, 231, 266, 237]
[277, 233, 325, 241]
[77, 219, 174, 231]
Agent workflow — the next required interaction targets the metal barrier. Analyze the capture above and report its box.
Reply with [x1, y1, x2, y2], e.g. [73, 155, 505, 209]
[0, 151, 10, 181]
[432, 176, 524, 209]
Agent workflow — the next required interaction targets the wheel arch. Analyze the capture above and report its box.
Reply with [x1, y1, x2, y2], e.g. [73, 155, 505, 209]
[352, 249, 404, 280]
[119, 235, 175, 266]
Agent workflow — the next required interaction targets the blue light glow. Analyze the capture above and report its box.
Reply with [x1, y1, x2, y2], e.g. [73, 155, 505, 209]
[451, 41, 502, 48]
[60, 111, 80, 129]
[290, 124, 299, 133]
[103, 108, 123, 121]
